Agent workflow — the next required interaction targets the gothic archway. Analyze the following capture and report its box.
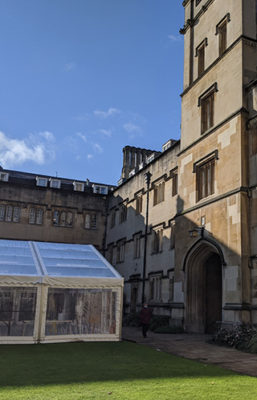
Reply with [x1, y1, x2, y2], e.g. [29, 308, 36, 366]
[184, 240, 223, 333]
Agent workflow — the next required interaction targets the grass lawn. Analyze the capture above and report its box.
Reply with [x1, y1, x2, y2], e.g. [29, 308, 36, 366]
[0, 341, 257, 400]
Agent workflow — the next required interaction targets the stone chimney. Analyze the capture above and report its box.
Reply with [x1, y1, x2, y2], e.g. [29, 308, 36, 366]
[121, 146, 160, 180]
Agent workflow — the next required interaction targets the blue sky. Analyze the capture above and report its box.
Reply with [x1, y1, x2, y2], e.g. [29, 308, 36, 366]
[0, 0, 184, 185]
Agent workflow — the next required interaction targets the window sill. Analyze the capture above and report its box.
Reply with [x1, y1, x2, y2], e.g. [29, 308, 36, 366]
[196, 192, 216, 204]
[53, 225, 73, 228]
[153, 202, 165, 207]
[0, 220, 20, 223]
[201, 125, 214, 136]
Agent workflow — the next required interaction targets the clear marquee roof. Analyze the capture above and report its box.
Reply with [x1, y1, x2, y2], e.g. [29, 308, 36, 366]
[0, 240, 120, 279]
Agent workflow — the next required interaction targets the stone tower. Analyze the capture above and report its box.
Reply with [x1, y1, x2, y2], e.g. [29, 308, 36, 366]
[173, 0, 257, 331]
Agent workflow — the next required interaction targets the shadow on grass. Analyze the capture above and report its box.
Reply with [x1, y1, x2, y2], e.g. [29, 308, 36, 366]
[0, 341, 235, 387]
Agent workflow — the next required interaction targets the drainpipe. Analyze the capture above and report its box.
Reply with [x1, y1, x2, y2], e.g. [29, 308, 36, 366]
[141, 171, 152, 304]
[102, 193, 109, 258]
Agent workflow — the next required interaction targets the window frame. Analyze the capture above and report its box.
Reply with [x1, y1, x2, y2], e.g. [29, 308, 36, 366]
[134, 233, 141, 259]
[5, 205, 13, 222]
[170, 223, 175, 249]
[84, 213, 97, 230]
[73, 181, 84, 192]
[49, 178, 61, 189]
[216, 14, 230, 57]
[196, 158, 215, 201]
[29, 207, 44, 225]
[195, 38, 207, 77]
[149, 273, 162, 302]
[198, 83, 218, 134]
[0, 205, 5, 221]
[135, 194, 143, 215]
[53, 210, 73, 227]
[92, 184, 108, 195]
[218, 20, 227, 56]
[170, 168, 178, 197]
[0, 173, 9, 182]
[110, 210, 116, 228]
[119, 204, 127, 224]
[116, 240, 125, 263]
[152, 228, 163, 254]
[153, 181, 165, 206]
[36, 176, 48, 187]
[13, 207, 20, 223]
[201, 92, 214, 133]
[0, 204, 21, 223]
[36, 208, 44, 225]
[168, 271, 174, 302]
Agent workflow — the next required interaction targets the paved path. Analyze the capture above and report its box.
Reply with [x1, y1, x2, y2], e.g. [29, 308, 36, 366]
[122, 327, 257, 378]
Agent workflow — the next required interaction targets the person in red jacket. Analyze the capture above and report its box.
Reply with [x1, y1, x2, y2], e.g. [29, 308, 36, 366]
[140, 303, 152, 338]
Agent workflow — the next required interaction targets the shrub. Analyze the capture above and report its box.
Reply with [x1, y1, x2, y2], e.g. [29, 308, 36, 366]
[123, 312, 140, 327]
[246, 333, 257, 353]
[212, 325, 257, 353]
[149, 315, 170, 331]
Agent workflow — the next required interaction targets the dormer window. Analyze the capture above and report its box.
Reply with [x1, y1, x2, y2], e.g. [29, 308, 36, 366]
[0, 172, 9, 182]
[49, 178, 61, 189]
[92, 184, 108, 195]
[146, 153, 155, 164]
[36, 176, 48, 187]
[162, 140, 173, 152]
[73, 181, 84, 192]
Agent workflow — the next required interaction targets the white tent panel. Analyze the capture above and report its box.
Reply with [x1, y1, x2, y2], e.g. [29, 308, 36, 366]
[0, 240, 123, 344]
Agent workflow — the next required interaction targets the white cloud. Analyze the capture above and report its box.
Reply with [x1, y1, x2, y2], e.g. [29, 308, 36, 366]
[76, 132, 87, 143]
[39, 131, 55, 142]
[93, 143, 103, 154]
[94, 108, 120, 118]
[168, 34, 181, 42]
[0, 132, 48, 168]
[87, 154, 93, 160]
[123, 122, 142, 134]
[98, 129, 112, 137]
[64, 62, 76, 72]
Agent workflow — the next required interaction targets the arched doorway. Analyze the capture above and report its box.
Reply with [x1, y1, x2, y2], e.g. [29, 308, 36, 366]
[185, 241, 223, 333]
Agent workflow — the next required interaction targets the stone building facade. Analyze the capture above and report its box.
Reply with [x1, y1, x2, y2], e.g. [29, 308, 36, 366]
[1, 0, 257, 333]
[105, 0, 257, 333]
[0, 168, 113, 250]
